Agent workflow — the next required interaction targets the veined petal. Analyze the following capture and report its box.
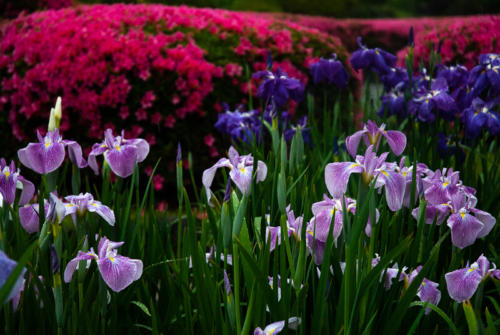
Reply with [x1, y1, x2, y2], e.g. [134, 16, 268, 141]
[18, 142, 65, 175]
[447, 212, 484, 249]
[325, 162, 364, 198]
[256, 160, 268, 182]
[65, 140, 88, 168]
[345, 129, 367, 158]
[104, 145, 138, 178]
[201, 158, 231, 203]
[379, 170, 405, 211]
[19, 204, 41, 233]
[445, 267, 482, 302]
[381, 130, 406, 156]
[97, 255, 143, 292]
[63, 251, 97, 283]
[417, 279, 441, 314]
[125, 138, 149, 162]
[18, 176, 35, 206]
[470, 208, 496, 238]
[230, 165, 253, 196]
[87, 200, 115, 226]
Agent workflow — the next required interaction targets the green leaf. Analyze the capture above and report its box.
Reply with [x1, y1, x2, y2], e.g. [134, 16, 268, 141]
[408, 301, 460, 335]
[131, 301, 152, 317]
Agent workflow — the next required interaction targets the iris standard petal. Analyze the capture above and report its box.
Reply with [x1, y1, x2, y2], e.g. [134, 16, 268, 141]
[202, 158, 231, 203]
[65, 140, 88, 168]
[345, 129, 367, 158]
[381, 130, 406, 156]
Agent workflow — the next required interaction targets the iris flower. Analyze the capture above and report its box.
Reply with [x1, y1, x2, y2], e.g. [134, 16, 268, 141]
[350, 37, 397, 74]
[325, 145, 405, 211]
[18, 129, 87, 175]
[64, 193, 115, 226]
[64, 237, 143, 292]
[252, 68, 304, 108]
[310, 54, 349, 88]
[0, 159, 34, 206]
[0, 250, 26, 304]
[408, 77, 457, 122]
[202, 146, 267, 204]
[345, 120, 406, 157]
[462, 98, 500, 138]
[445, 254, 500, 303]
[88, 129, 149, 178]
[254, 317, 301, 335]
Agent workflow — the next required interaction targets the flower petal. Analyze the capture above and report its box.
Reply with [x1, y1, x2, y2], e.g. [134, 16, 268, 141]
[381, 130, 406, 156]
[325, 162, 364, 198]
[445, 268, 482, 303]
[63, 251, 96, 283]
[97, 255, 143, 292]
[104, 145, 138, 178]
[447, 213, 484, 249]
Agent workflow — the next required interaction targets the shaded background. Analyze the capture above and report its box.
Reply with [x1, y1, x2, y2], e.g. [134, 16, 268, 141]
[78, 0, 499, 17]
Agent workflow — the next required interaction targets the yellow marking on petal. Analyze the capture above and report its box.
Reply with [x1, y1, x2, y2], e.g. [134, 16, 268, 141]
[4, 171, 10, 178]
[421, 281, 426, 286]
[307, 230, 314, 236]
[494, 68, 499, 74]
[109, 256, 115, 262]
[330, 209, 335, 216]
[349, 163, 359, 169]
[425, 99, 429, 104]
[443, 182, 449, 187]
[380, 170, 388, 177]
[467, 268, 475, 273]
[402, 171, 407, 177]
[66, 204, 73, 207]
[375, 49, 380, 55]
[90, 202, 98, 206]
[115, 145, 121, 151]
[100, 144, 107, 148]
[45, 141, 51, 148]
[460, 212, 466, 219]
[240, 168, 245, 173]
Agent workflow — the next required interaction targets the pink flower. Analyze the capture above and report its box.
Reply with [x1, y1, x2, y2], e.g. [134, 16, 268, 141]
[204, 134, 215, 147]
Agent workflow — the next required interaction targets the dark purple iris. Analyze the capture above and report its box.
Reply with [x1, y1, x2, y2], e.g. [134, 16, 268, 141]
[378, 89, 406, 118]
[252, 68, 304, 108]
[462, 98, 500, 138]
[350, 37, 397, 74]
[408, 77, 457, 122]
[380, 67, 409, 91]
[436, 64, 468, 91]
[214, 104, 262, 143]
[284, 116, 312, 146]
[468, 53, 500, 98]
[310, 54, 349, 88]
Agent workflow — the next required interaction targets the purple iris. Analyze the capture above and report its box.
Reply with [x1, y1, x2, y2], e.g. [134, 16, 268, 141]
[214, 104, 262, 143]
[18, 129, 87, 175]
[378, 89, 406, 118]
[350, 37, 397, 74]
[445, 254, 500, 303]
[265, 205, 303, 252]
[64, 193, 115, 226]
[468, 53, 500, 97]
[252, 68, 304, 108]
[202, 146, 267, 204]
[436, 64, 468, 92]
[310, 54, 349, 88]
[64, 236, 143, 293]
[254, 317, 301, 335]
[462, 98, 500, 138]
[19, 201, 48, 233]
[380, 67, 409, 91]
[88, 129, 150, 178]
[408, 77, 457, 122]
[307, 195, 356, 264]
[325, 145, 405, 211]
[0, 250, 26, 304]
[437, 133, 465, 162]
[404, 266, 441, 314]
[284, 116, 312, 146]
[345, 120, 407, 157]
[0, 158, 34, 206]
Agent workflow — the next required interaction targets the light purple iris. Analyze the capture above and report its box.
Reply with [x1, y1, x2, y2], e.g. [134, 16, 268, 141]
[88, 129, 150, 178]
[0, 250, 26, 304]
[265, 205, 303, 252]
[345, 120, 406, 157]
[17, 129, 87, 175]
[325, 145, 405, 212]
[445, 255, 500, 303]
[446, 192, 495, 249]
[0, 159, 34, 206]
[254, 317, 301, 335]
[395, 158, 427, 208]
[64, 236, 143, 292]
[405, 266, 441, 314]
[19, 201, 49, 233]
[64, 193, 115, 226]
[202, 146, 267, 204]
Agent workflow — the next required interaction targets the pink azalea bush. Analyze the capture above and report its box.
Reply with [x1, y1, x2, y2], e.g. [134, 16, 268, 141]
[0, 4, 348, 191]
[397, 16, 500, 69]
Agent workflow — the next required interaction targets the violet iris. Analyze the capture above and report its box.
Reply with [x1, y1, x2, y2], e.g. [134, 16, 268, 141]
[310, 54, 349, 88]
[64, 236, 143, 293]
[0, 158, 34, 206]
[252, 68, 304, 108]
[88, 129, 149, 178]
